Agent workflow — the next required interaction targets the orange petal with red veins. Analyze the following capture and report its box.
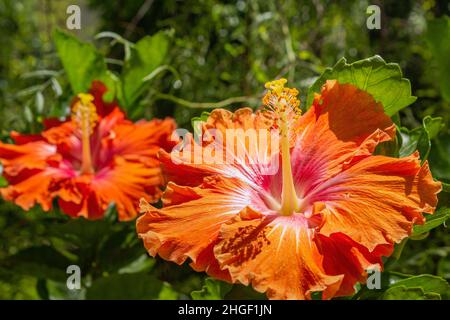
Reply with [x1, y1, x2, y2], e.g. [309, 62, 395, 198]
[113, 117, 177, 160]
[315, 154, 441, 250]
[1, 168, 66, 211]
[292, 80, 395, 194]
[214, 214, 343, 300]
[96, 157, 165, 220]
[0, 140, 57, 175]
[316, 233, 393, 298]
[204, 108, 274, 137]
[137, 176, 252, 277]
[161, 108, 277, 188]
[57, 157, 165, 220]
[58, 181, 104, 220]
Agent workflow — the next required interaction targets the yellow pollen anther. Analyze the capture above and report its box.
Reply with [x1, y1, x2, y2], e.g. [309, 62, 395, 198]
[72, 93, 98, 134]
[263, 78, 301, 118]
[71, 93, 98, 175]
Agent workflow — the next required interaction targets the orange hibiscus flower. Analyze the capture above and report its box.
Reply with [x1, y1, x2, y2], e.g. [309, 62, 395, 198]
[137, 79, 441, 299]
[0, 82, 176, 220]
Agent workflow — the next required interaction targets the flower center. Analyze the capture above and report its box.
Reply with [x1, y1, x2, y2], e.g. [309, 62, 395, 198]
[72, 93, 98, 175]
[263, 79, 303, 216]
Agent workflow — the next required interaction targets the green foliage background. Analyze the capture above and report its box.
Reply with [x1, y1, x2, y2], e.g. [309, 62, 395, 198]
[0, 0, 449, 300]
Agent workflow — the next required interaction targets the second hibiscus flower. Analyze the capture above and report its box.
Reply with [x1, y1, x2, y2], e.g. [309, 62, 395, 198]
[0, 81, 176, 220]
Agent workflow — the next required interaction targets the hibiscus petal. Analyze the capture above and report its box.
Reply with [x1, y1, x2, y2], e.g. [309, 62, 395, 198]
[95, 157, 166, 220]
[316, 232, 393, 298]
[1, 168, 69, 211]
[10, 131, 43, 144]
[214, 214, 343, 299]
[89, 80, 119, 117]
[315, 153, 441, 250]
[137, 176, 252, 276]
[160, 108, 278, 191]
[292, 80, 395, 197]
[113, 117, 177, 160]
[0, 140, 58, 175]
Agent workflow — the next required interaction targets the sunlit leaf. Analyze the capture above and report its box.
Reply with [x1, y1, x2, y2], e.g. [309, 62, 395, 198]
[121, 32, 169, 107]
[191, 111, 210, 141]
[307, 55, 416, 115]
[399, 116, 443, 162]
[382, 274, 449, 300]
[383, 286, 441, 300]
[0, 176, 7, 188]
[0, 270, 40, 300]
[53, 29, 117, 100]
[413, 208, 450, 236]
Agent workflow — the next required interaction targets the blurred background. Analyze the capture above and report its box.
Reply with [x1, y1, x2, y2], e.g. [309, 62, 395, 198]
[0, 0, 449, 299]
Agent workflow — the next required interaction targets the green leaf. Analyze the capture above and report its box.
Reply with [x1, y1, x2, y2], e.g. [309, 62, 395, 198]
[96, 225, 150, 274]
[0, 270, 40, 300]
[422, 116, 444, 140]
[383, 286, 441, 300]
[413, 207, 450, 235]
[191, 111, 210, 126]
[429, 132, 450, 181]
[225, 284, 267, 300]
[382, 274, 450, 300]
[3, 246, 73, 282]
[426, 16, 450, 102]
[191, 111, 210, 141]
[399, 127, 428, 159]
[86, 273, 177, 300]
[121, 32, 169, 107]
[0, 175, 7, 187]
[443, 182, 450, 193]
[35, 91, 44, 113]
[191, 278, 232, 300]
[437, 258, 450, 279]
[307, 55, 416, 115]
[53, 29, 116, 98]
[390, 238, 408, 260]
[399, 116, 443, 161]
[374, 130, 401, 157]
[117, 254, 155, 274]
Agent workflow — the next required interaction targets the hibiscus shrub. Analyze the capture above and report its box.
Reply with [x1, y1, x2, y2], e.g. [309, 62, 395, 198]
[0, 4, 449, 300]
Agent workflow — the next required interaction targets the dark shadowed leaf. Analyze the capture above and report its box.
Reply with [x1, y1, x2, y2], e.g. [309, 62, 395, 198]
[426, 17, 450, 102]
[3, 246, 73, 282]
[399, 116, 443, 161]
[429, 132, 450, 181]
[191, 278, 233, 300]
[86, 273, 177, 300]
